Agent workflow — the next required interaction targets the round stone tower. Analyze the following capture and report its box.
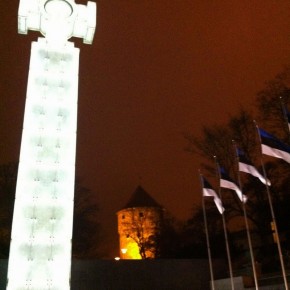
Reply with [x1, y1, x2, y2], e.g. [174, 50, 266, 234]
[117, 186, 164, 259]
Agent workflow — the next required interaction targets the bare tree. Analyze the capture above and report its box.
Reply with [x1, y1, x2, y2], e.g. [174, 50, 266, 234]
[121, 208, 161, 259]
[72, 179, 103, 259]
[185, 109, 257, 174]
[256, 66, 290, 140]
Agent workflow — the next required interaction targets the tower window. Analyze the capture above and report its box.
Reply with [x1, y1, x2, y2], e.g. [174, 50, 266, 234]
[139, 212, 144, 218]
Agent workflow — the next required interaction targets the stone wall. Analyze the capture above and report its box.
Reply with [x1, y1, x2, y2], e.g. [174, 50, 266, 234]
[1, 259, 226, 290]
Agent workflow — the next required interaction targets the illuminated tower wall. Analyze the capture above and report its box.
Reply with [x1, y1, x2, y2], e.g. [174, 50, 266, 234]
[117, 207, 163, 259]
[7, 0, 96, 289]
[117, 186, 164, 259]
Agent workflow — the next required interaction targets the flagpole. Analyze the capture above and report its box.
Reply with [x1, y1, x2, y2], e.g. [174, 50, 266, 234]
[232, 141, 259, 290]
[279, 96, 290, 143]
[254, 121, 289, 290]
[214, 156, 235, 290]
[199, 172, 216, 290]
[260, 162, 288, 289]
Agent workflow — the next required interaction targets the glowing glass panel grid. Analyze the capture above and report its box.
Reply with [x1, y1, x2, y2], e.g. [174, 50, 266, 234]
[7, 39, 79, 290]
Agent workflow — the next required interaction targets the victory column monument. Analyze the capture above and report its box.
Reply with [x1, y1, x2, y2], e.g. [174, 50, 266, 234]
[6, 0, 96, 288]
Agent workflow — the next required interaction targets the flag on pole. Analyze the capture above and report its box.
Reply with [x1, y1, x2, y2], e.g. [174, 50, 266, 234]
[258, 128, 290, 163]
[219, 166, 247, 203]
[237, 148, 271, 186]
[201, 176, 224, 214]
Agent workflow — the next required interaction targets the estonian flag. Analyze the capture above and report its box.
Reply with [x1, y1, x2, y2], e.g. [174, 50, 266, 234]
[201, 176, 224, 214]
[237, 148, 271, 186]
[219, 167, 247, 203]
[258, 128, 290, 163]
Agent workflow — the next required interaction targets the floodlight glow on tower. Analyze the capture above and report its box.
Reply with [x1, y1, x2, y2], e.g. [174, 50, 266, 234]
[7, 0, 96, 289]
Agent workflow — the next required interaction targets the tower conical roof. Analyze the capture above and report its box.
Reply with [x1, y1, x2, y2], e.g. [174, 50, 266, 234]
[122, 186, 162, 210]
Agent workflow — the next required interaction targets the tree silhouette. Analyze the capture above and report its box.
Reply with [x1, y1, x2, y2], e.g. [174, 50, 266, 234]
[72, 179, 103, 258]
[121, 208, 159, 259]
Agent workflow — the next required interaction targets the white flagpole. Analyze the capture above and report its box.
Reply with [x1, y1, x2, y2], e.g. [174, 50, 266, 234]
[232, 141, 259, 290]
[199, 172, 216, 290]
[254, 121, 288, 290]
[214, 156, 235, 290]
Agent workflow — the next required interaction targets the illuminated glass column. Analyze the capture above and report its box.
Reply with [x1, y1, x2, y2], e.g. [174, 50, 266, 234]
[7, 1, 96, 289]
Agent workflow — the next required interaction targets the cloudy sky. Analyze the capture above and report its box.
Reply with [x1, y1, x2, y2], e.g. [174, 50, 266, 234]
[1, 0, 290, 255]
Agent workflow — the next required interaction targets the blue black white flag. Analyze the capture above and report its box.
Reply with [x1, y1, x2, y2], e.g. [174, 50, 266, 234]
[219, 167, 247, 203]
[201, 176, 224, 214]
[258, 128, 290, 163]
[237, 148, 271, 186]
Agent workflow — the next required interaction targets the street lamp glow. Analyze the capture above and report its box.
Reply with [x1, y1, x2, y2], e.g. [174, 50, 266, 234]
[7, 0, 96, 289]
[121, 248, 127, 254]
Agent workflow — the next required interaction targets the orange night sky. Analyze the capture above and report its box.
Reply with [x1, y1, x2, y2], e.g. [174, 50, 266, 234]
[1, 0, 290, 255]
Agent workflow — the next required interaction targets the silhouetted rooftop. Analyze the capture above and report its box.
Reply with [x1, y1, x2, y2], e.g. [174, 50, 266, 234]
[121, 186, 163, 210]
